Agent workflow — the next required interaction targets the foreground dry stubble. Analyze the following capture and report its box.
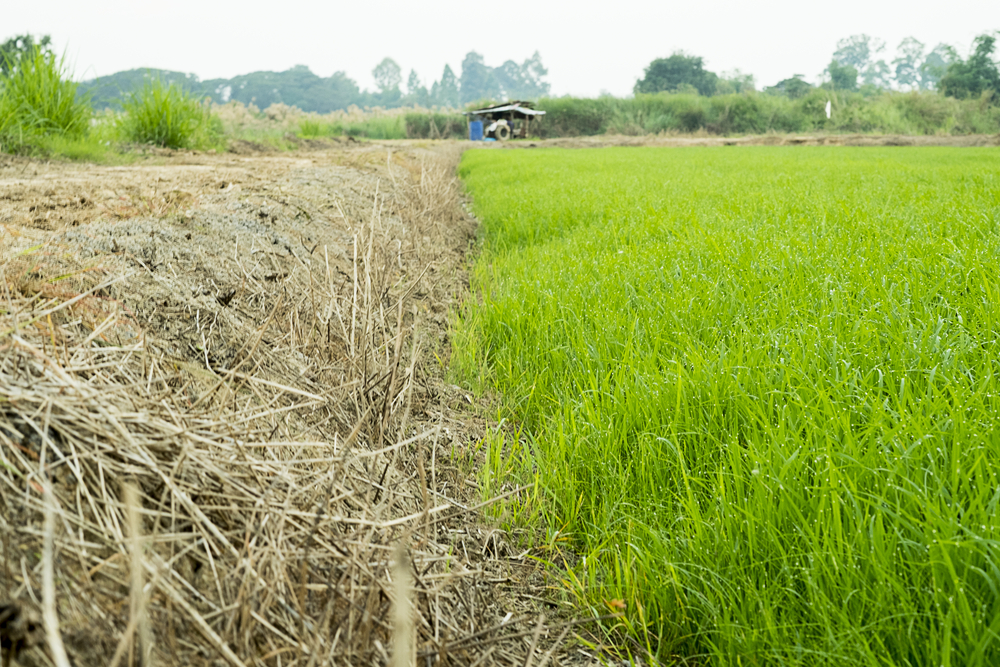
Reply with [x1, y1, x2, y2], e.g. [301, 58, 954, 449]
[0, 143, 604, 666]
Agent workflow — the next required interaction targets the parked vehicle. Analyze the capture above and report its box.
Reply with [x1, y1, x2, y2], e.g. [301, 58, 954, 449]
[463, 101, 545, 141]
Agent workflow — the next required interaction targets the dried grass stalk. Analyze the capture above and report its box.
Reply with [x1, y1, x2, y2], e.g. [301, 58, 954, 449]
[391, 543, 414, 667]
[0, 146, 591, 667]
[42, 487, 71, 667]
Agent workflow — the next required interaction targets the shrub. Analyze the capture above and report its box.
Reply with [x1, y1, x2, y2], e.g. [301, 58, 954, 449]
[403, 112, 467, 139]
[295, 114, 407, 140]
[117, 78, 220, 149]
[709, 94, 765, 134]
[536, 97, 613, 136]
[298, 118, 341, 137]
[664, 94, 707, 131]
[0, 47, 90, 150]
[892, 92, 956, 133]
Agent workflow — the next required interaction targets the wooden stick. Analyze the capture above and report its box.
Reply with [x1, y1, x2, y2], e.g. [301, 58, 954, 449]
[391, 543, 414, 667]
[42, 486, 71, 667]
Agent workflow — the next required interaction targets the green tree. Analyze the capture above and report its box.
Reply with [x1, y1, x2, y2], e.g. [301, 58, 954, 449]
[765, 74, 812, 98]
[920, 43, 957, 90]
[863, 59, 892, 89]
[893, 37, 925, 90]
[832, 35, 890, 89]
[371, 57, 402, 105]
[716, 69, 756, 94]
[203, 66, 363, 112]
[493, 51, 551, 100]
[321, 71, 366, 109]
[939, 33, 1000, 99]
[826, 59, 859, 91]
[373, 58, 402, 95]
[522, 52, 549, 91]
[634, 52, 718, 96]
[405, 69, 428, 106]
[0, 33, 52, 77]
[460, 52, 502, 104]
[430, 64, 460, 108]
[493, 60, 524, 98]
[833, 34, 884, 72]
[406, 69, 421, 96]
[78, 68, 206, 110]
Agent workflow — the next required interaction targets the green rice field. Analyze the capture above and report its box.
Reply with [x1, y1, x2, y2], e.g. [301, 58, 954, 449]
[456, 146, 1000, 665]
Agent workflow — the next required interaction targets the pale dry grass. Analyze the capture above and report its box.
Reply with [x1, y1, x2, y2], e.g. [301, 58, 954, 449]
[213, 101, 461, 139]
[0, 147, 597, 667]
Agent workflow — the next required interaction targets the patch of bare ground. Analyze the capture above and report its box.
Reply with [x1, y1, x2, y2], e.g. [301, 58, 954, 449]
[502, 132, 1000, 149]
[0, 143, 613, 667]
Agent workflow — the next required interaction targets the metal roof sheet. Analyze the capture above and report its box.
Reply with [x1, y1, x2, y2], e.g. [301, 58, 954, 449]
[463, 103, 546, 116]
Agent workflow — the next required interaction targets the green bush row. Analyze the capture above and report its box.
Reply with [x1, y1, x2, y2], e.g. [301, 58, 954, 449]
[374, 90, 998, 141]
[403, 112, 467, 139]
[296, 113, 467, 140]
[534, 90, 1000, 137]
[297, 116, 408, 140]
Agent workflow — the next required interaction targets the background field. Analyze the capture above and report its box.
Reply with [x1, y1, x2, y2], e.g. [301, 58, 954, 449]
[457, 146, 1000, 664]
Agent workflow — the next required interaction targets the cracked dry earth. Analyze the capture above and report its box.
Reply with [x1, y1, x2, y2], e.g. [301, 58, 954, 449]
[0, 144, 610, 667]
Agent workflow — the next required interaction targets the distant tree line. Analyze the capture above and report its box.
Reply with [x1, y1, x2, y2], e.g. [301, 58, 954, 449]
[7, 28, 998, 129]
[636, 31, 1000, 101]
[76, 51, 551, 113]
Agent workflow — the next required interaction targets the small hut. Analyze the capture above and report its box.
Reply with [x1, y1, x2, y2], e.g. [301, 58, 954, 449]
[463, 101, 545, 141]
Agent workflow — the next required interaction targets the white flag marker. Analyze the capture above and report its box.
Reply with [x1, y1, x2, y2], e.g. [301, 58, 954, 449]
[825, 100, 832, 119]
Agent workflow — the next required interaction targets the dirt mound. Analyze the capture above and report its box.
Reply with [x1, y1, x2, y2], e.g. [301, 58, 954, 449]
[0, 144, 603, 666]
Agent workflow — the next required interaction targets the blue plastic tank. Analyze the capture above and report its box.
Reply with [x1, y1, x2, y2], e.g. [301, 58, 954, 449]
[469, 120, 483, 141]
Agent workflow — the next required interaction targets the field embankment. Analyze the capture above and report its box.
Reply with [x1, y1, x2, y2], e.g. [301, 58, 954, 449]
[457, 146, 1000, 665]
[0, 144, 601, 666]
[498, 132, 1000, 149]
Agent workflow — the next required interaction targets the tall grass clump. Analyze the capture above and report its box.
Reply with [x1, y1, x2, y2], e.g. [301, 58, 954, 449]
[0, 47, 90, 151]
[339, 114, 406, 139]
[297, 117, 341, 137]
[457, 146, 1000, 665]
[298, 115, 406, 140]
[403, 111, 467, 139]
[117, 78, 221, 149]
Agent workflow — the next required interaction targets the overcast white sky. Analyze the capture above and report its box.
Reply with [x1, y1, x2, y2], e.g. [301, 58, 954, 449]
[6, 1, 1000, 96]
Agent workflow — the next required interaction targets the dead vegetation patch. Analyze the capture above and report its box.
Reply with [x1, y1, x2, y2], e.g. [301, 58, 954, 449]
[0, 143, 610, 667]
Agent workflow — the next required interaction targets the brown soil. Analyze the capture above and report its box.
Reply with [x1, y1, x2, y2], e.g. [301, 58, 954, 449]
[0, 143, 608, 667]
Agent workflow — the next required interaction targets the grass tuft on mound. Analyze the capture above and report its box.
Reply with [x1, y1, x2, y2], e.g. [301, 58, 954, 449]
[457, 146, 1000, 665]
[0, 47, 90, 151]
[116, 78, 222, 149]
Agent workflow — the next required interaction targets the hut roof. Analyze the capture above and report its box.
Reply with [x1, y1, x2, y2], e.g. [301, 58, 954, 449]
[462, 102, 546, 117]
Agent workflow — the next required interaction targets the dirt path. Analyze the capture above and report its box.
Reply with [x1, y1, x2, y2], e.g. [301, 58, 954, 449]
[0, 144, 604, 666]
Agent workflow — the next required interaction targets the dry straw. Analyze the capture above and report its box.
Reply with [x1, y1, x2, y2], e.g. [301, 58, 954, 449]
[0, 146, 591, 666]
